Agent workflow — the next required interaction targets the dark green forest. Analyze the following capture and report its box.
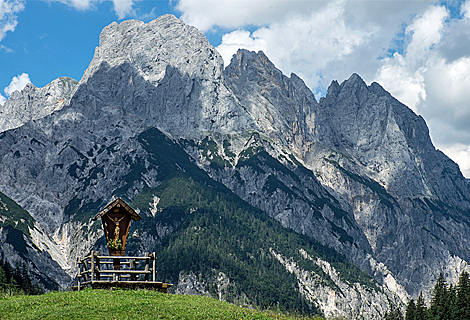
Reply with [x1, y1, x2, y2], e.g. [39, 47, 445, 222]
[0, 260, 43, 296]
[384, 271, 470, 320]
[121, 128, 378, 316]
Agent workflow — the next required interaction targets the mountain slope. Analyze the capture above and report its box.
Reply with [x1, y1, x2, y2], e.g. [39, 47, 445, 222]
[0, 191, 70, 290]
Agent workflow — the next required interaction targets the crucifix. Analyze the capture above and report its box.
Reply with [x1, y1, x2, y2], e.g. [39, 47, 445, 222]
[93, 198, 143, 270]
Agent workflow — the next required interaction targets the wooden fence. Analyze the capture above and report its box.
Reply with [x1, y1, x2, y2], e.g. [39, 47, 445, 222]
[74, 251, 172, 292]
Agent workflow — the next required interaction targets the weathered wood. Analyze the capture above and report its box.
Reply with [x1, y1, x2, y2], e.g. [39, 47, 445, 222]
[152, 252, 156, 282]
[95, 255, 100, 281]
[94, 198, 142, 257]
[74, 280, 172, 292]
[96, 255, 151, 260]
[74, 252, 170, 292]
[90, 250, 95, 282]
[144, 252, 149, 281]
[130, 259, 136, 281]
[95, 269, 152, 274]
[77, 257, 81, 291]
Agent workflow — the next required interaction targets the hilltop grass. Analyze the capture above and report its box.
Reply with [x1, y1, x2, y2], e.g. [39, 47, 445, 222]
[0, 289, 323, 320]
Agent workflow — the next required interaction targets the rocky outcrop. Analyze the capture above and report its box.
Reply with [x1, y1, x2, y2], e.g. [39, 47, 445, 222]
[0, 77, 77, 133]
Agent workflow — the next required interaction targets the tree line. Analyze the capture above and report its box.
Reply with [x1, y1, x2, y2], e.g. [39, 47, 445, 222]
[0, 260, 43, 296]
[384, 271, 470, 320]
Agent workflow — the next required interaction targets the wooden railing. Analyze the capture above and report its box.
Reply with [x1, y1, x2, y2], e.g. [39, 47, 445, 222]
[74, 251, 172, 292]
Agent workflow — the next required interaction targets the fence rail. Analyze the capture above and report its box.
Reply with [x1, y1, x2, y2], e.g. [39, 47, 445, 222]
[74, 251, 172, 292]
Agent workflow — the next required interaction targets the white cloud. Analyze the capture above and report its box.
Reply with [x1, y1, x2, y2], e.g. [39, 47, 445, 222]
[176, 0, 325, 32]
[403, 5, 449, 67]
[0, 93, 6, 106]
[374, 5, 449, 110]
[190, 0, 433, 93]
[4, 73, 31, 96]
[48, 0, 136, 18]
[462, 0, 470, 20]
[372, 4, 470, 177]
[49, 0, 93, 10]
[216, 29, 267, 67]
[111, 0, 136, 19]
[375, 53, 426, 112]
[0, 0, 25, 42]
[216, 0, 379, 90]
[439, 144, 470, 179]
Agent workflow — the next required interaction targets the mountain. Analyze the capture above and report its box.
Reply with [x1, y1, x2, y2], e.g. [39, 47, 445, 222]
[0, 77, 77, 133]
[0, 14, 469, 318]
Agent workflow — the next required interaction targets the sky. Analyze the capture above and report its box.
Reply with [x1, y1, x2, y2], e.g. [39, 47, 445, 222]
[0, 0, 469, 178]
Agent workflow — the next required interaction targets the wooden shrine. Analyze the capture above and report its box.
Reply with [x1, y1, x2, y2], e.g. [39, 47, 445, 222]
[74, 198, 172, 291]
[93, 197, 142, 268]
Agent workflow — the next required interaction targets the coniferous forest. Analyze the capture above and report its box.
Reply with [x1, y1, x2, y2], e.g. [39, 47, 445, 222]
[384, 271, 470, 320]
[0, 260, 43, 296]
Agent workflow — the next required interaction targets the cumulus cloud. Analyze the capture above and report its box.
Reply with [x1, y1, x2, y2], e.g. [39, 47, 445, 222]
[462, 0, 470, 20]
[111, 0, 136, 19]
[375, 5, 449, 110]
[216, 29, 267, 67]
[49, 0, 93, 10]
[204, 0, 436, 92]
[176, 0, 325, 32]
[49, 0, 136, 18]
[403, 5, 449, 67]
[216, 0, 380, 90]
[0, 93, 6, 106]
[440, 144, 470, 179]
[375, 53, 426, 112]
[4, 73, 30, 96]
[0, 0, 25, 42]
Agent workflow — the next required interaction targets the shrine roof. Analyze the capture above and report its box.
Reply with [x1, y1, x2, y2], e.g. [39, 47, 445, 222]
[93, 198, 143, 221]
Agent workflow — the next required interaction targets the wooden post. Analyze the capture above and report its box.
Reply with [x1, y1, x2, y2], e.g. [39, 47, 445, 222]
[90, 250, 95, 283]
[83, 258, 88, 282]
[130, 259, 136, 281]
[152, 252, 156, 282]
[144, 252, 149, 281]
[113, 257, 121, 271]
[77, 257, 81, 291]
[95, 253, 100, 281]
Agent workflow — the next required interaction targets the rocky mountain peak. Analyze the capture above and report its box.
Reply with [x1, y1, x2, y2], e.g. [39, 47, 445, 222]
[312, 71, 470, 206]
[82, 14, 224, 87]
[224, 49, 319, 151]
[0, 77, 77, 133]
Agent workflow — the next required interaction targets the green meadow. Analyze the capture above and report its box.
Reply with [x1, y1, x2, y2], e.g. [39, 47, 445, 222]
[0, 289, 323, 320]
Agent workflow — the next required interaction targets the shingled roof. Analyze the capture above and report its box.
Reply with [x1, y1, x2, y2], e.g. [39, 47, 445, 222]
[92, 198, 142, 221]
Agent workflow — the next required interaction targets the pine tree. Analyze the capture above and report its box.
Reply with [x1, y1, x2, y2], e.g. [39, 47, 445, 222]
[405, 298, 416, 320]
[429, 273, 449, 320]
[0, 264, 7, 290]
[415, 292, 427, 320]
[447, 284, 457, 320]
[455, 271, 470, 319]
[384, 304, 403, 320]
[18, 263, 33, 294]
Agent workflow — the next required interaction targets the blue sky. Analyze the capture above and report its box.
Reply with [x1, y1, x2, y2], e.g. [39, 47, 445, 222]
[0, 0, 469, 177]
[0, 1, 172, 89]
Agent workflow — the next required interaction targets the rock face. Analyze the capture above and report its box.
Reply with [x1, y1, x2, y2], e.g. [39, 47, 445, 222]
[0, 14, 469, 316]
[0, 77, 77, 133]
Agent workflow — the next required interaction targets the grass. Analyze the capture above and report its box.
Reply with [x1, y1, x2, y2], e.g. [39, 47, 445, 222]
[0, 289, 323, 320]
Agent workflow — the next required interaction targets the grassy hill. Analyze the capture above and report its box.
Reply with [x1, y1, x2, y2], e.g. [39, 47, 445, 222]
[0, 289, 324, 320]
